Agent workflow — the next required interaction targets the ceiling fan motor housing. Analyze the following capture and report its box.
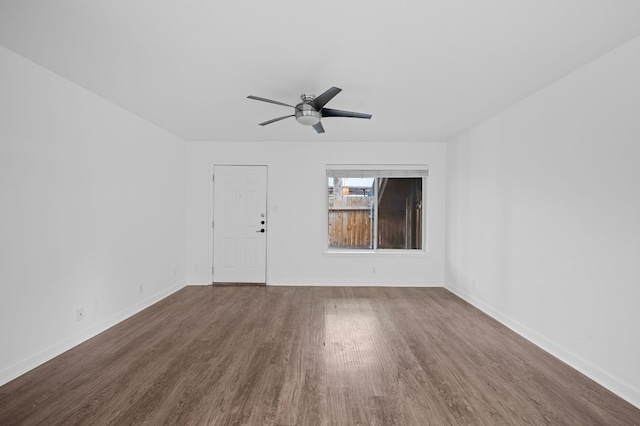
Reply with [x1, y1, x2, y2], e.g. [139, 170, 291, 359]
[295, 102, 321, 126]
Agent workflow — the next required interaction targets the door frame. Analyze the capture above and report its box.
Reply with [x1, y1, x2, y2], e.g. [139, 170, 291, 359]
[210, 164, 269, 284]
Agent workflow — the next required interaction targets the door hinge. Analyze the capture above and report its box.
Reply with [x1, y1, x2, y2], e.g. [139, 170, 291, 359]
[212, 266, 214, 274]
[212, 220, 214, 228]
[212, 174, 215, 182]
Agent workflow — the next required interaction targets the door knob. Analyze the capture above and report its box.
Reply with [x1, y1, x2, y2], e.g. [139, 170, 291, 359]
[256, 229, 265, 233]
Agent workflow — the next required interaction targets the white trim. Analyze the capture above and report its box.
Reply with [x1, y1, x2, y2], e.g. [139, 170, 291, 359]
[271, 280, 443, 287]
[324, 249, 428, 257]
[326, 164, 429, 178]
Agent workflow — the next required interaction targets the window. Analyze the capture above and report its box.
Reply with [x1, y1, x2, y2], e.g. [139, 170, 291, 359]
[327, 166, 427, 250]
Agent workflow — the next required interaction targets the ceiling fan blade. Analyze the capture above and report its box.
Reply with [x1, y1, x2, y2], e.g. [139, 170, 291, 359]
[313, 122, 325, 134]
[248, 95, 295, 108]
[258, 115, 294, 126]
[310, 87, 342, 110]
[321, 108, 372, 119]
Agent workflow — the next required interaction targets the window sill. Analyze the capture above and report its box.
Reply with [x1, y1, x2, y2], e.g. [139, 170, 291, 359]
[323, 248, 428, 257]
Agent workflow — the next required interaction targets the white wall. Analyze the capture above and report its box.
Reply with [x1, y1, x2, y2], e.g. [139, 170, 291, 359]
[446, 36, 640, 407]
[187, 141, 446, 286]
[0, 46, 188, 385]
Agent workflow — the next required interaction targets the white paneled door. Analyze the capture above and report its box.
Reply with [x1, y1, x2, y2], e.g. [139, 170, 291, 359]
[213, 165, 267, 284]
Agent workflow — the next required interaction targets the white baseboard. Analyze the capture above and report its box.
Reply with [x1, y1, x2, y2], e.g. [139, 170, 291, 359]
[269, 280, 444, 287]
[445, 283, 640, 410]
[0, 282, 186, 387]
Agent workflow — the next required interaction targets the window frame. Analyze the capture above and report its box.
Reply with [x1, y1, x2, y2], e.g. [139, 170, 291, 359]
[325, 165, 428, 254]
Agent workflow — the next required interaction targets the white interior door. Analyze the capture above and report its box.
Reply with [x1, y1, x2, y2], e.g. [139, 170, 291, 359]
[213, 165, 267, 284]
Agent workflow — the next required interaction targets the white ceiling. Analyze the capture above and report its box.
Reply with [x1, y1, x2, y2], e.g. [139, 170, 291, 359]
[1, 1, 640, 142]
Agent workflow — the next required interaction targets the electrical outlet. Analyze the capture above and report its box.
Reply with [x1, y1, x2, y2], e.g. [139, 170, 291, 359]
[139, 284, 144, 294]
[471, 280, 477, 290]
[76, 308, 84, 321]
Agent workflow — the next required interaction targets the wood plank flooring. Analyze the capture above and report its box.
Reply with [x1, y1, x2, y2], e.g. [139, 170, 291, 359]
[0, 286, 638, 425]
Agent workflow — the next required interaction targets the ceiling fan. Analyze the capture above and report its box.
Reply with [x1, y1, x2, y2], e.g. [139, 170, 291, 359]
[247, 86, 372, 134]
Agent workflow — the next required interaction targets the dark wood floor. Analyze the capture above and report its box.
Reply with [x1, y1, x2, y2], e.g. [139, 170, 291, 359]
[1, 286, 638, 425]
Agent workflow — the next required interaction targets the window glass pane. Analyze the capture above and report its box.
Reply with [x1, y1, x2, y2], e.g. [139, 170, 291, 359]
[328, 177, 374, 249]
[377, 178, 422, 249]
[327, 168, 425, 251]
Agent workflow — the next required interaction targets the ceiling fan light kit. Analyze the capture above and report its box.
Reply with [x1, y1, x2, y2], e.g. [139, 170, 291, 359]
[247, 87, 371, 134]
[295, 99, 321, 126]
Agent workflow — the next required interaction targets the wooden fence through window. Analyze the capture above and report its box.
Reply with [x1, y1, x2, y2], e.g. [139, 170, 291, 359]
[328, 209, 371, 249]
